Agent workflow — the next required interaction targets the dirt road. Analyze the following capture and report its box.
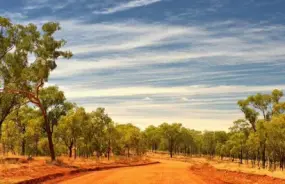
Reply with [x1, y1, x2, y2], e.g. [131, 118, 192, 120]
[59, 160, 206, 184]
[59, 159, 285, 184]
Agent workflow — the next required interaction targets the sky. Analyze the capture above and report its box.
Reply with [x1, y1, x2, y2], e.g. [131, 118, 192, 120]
[1, 0, 285, 130]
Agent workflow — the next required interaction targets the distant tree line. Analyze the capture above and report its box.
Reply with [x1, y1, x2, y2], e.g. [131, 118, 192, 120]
[144, 89, 285, 171]
[0, 98, 147, 159]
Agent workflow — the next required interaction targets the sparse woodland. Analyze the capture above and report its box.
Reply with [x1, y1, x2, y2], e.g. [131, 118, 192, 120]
[1, 17, 285, 172]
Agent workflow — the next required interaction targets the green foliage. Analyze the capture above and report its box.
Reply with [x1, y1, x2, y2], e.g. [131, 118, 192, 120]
[55, 107, 87, 157]
[144, 125, 161, 152]
[116, 123, 146, 157]
[0, 16, 72, 161]
[158, 123, 182, 157]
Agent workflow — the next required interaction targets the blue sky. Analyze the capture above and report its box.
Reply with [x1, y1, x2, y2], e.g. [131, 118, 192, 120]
[2, 0, 285, 130]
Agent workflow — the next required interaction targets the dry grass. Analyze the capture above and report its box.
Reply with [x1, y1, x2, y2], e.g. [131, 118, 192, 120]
[209, 159, 285, 180]
[147, 152, 285, 180]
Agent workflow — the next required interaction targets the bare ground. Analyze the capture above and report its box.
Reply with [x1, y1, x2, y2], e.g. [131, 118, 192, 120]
[59, 160, 206, 184]
[0, 156, 153, 184]
[59, 159, 285, 184]
[2, 155, 285, 184]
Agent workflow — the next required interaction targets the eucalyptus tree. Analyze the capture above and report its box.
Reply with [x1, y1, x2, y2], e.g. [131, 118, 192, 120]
[179, 127, 194, 155]
[25, 113, 43, 156]
[159, 123, 182, 158]
[39, 86, 74, 132]
[236, 89, 284, 168]
[229, 119, 251, 163]
[144, 125, 161, 153]
[116, 123, 144, 157]
[266, 114, 285, 170]
[202, 131, 216, 158]
[237, 100, 259, 132]
[1, 119, 20, 155]
[56, 107, 87, 158]
[246, 132, 260, 166]
[79, 108, 113, 158]
[9, 106, 38, 155]
[105, 120, 118, 160]
[0, 16, 72, 160]
[93, 108, 114, 159]
[0, 94, 19, 136]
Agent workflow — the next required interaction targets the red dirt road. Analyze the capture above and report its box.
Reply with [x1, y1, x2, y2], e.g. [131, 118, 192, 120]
[60, 160, 206, 184]
[59, 160, 285, 184]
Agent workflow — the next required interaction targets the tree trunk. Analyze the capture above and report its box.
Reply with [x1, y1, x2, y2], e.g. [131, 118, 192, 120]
[68, 142, 73, 158]
[69, 146, 72, 158]
[35, 138, 39, 156]
[0, 125, 2, 140]
[107, 149, 110, 160]
[21, 138, 26, 156]
[107, 139, 111, 160]
[280, 155, 283, 170]
[21, 125, 26, 156]
[169, 141, 173, 158]
[240, 148, 243, 164]
[74, 141, 77, 159]
[47, 130, 56, 161]
[127, 147, 130, 158]
[39, 103, 56, 161]
[262, 143, 266, 169]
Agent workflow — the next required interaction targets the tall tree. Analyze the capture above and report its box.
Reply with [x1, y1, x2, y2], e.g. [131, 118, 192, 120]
[0, 94, 19, 137]
[159, 123, 182, 158]
[238, 100, 259, 132]
[116, 123, 144, 157]
[0, 17, 72, 160]
[56, 107, 87, 158]
[144, 125, 161, 153]
[10, 106, 37, 155]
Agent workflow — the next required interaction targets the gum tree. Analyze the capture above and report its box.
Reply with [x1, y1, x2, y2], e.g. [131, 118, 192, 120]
[0, 16, 72, 161]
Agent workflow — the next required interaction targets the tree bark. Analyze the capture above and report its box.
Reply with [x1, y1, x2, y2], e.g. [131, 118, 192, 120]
[240, 147, 243, 164]
[127, 146, 130, 158]
[21, 138, 26, 156]
[74, 141, 77, 159]
[38, 100, 56, 161]
[169, 140, 173, 158]
[107, 139, 111, 160]
[68, 142, 73, 158]
[262, 143, 266, 169]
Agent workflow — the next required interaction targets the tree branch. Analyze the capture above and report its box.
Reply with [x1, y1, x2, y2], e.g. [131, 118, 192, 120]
[36, 79, 44, 98]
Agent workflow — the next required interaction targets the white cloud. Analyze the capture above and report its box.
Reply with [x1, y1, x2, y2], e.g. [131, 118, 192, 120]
[181, 97, 191, 102]
[82, 101, 240, 130]
[143, 97, 152, 101]
[23, 0, 75, 10]
[62, 85, 285, 99]
[43, 19, 285, 78]
[51, 50, 227, 78]
[93, 0, 161, 14]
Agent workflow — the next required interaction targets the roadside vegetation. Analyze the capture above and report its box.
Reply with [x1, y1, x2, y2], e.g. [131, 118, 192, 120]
[1, 16, 285, 176]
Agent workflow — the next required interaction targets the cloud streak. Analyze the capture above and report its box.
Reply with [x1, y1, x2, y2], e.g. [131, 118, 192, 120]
[93, 0, 161, 14]
[62, 85, 285, 99]
[44, 19, 285, 79]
